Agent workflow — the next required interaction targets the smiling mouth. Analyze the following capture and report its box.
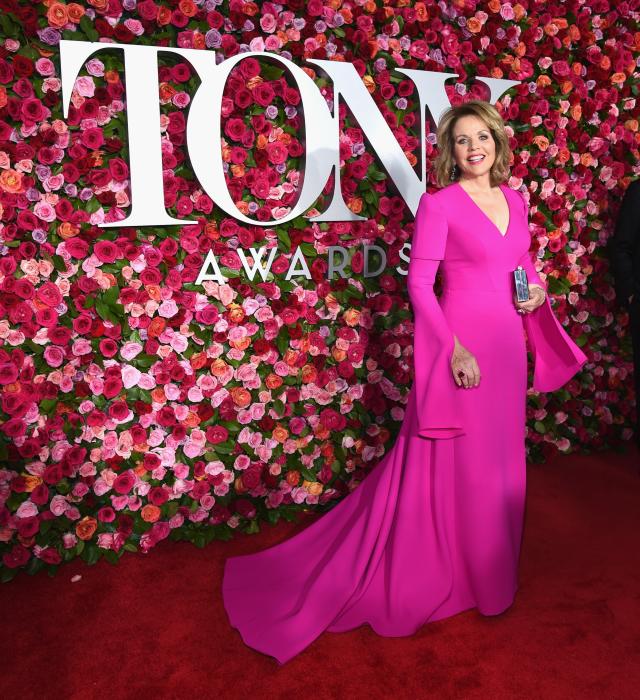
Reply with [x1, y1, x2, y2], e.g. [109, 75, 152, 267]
[467, 155, 485, 163]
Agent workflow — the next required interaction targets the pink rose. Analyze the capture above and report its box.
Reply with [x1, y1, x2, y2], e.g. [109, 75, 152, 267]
[43, 346, 65, 367]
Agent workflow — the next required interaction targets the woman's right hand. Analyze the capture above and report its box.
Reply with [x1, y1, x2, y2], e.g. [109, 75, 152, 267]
[451, 339, 481, 388]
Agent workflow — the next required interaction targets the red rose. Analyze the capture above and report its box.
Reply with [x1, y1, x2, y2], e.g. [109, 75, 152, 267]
[205, 425, 229, 444]
[36, 282, 63, 308]
[48, 326, 72, 345]
[2, 544, 31, 569]
[94, 240, 119, 263]
[97, 506, 116, 522]
[143, 453, 161, 470]
[99, 338, 119, 358]
[81, 128, 105, 149]
[0, 363, 18, 385]
[39, 548, 62, 565]
[108, 400, 130, 421]
[35, 307, 59, 328]
[103, 377, 123, 399]
[149, 486, 169, 506]
[21, 97, 47, 123]
[266, 141, 288, 165]
[113, 470, 136, 495]
[73, 314, 93, 334]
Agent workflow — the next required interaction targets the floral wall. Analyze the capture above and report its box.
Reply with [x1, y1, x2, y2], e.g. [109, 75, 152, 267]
[0, 0, 638, 580]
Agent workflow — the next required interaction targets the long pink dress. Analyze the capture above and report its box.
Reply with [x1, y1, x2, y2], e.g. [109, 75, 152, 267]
[222, 181, 587, 665]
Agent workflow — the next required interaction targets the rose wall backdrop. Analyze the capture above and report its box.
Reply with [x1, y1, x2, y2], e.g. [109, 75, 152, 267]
[0, 0, 638, 580]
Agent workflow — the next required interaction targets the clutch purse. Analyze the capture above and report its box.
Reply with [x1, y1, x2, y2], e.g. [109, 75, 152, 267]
[513, 265, 530, 302]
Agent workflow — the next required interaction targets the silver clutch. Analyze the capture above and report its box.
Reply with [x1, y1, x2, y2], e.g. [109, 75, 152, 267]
[514, 266, 529, 302]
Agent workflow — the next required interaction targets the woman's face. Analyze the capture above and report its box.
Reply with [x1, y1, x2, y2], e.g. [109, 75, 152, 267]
[451, 115, 497, 181]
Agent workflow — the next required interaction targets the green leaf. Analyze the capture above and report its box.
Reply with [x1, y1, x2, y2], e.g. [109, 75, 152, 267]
[300, 468, 317, 481]
[104, 549, 120, 565]
[81, 544, 101, 565]
[79, 14, 100, 41]
[534, 421, 547, 434]
[52, 255, 67, 273]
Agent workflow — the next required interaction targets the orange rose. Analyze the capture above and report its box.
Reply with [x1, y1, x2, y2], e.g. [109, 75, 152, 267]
[332, 347, 347, 362]
[303, 480, 323, 496]
[0, 169, 23, 194]
[286, 470, 300, 486]
[343, 308, 361, 327]
[47, 2, 69, 28]
[210, 358, 229, 377]
[190, 352, 208, 370]
[146, 284, 162, 301]
[363, 75, 375, 94]
[230, 336, 251, 351]
[157, 6, 172, 24]
[178, 0, 197, 16]
[532, 135, 550, 151]
[243, 1, 259, 16]
[23, 475, 43, 492]
[159, 83, 177, 101]
[414, 2, 429, 20]
[265, 373, 283, 390]
[228, 304, 246, 323]
[283, 349, 299, 367]
[147, 317, 166, 338]
[320, 443, 334, 458]
[347, 196, 363, 214]
[58, 221, 80, 239]
[76, 516, 98, 541]
[67, 3, 85, 22]
[151, 387, 167, 404]
[141, 504, 161, 523]
[273, 424, 289, 443]
[300, 365, 317, 384]
[234, 475, 248, 493]
[466, 17, 482, 33]
[88, 0, 109, 10]
[230, 386, 252, 408]
[193, 33, 206, 50]
[183, 411, 200, 428]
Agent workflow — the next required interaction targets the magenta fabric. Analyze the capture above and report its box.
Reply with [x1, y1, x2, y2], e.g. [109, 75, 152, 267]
[222, 182, 587, 665]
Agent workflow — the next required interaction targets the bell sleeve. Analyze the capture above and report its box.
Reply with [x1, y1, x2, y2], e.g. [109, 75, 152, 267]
[515, 190, 587, 392]
[408, 193, 463, 439]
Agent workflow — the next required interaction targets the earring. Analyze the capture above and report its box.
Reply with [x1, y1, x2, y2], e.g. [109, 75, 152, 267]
[450, 163, 458, 181]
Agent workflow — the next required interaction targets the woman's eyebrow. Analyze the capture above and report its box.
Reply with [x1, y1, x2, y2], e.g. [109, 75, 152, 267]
[454, 130, 490, 138]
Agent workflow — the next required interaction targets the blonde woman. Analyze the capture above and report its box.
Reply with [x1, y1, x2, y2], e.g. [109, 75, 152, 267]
[222, 100, 586, 665]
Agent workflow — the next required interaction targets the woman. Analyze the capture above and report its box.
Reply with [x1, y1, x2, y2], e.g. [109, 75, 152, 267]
[222, 100, 587, 665]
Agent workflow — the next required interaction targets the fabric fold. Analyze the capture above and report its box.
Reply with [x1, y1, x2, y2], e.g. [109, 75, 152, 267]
[407, 256, 463, 439]
[517, 248, 588, 392]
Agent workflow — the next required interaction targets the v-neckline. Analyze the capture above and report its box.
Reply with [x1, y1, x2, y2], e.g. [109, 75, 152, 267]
[455, 181, 511, 238]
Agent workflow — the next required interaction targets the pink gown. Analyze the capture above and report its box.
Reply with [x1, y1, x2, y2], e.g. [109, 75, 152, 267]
[222, 181, 587, 665]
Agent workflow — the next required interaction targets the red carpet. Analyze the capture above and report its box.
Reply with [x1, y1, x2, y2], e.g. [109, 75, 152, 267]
[1, 445, 639, 700]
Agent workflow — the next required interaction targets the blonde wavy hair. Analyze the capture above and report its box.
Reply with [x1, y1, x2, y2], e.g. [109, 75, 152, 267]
[433, 100, 511, 189]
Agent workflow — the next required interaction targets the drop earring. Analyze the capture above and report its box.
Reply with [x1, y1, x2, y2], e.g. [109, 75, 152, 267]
[450, 163, 458, 181]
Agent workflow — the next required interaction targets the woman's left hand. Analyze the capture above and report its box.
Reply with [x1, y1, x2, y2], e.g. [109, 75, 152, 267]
[515, 284, 546, 314]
